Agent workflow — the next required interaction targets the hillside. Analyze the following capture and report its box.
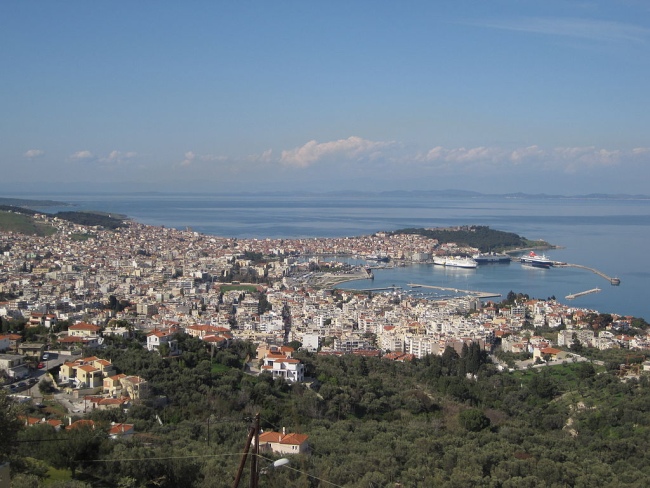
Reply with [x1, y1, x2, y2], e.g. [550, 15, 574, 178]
[390, 225, 553, 252]
[0, 206, 126, 234]
[0, 209, 56, 236]
[6, 335, 650, 487]
[0, 197, 71, 207]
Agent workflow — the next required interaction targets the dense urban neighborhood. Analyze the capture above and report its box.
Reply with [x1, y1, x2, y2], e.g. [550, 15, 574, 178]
[2, 211, 650, 487]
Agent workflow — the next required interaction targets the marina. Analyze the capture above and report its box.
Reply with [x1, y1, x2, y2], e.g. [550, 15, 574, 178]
[353, 286, 402, 292]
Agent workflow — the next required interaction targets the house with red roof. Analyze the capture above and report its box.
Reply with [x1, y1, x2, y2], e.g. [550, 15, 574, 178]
[68, 322, 101, 338]
[66, 419, 95, 430]
[108, 423, 135, 440]
[120, 375, 149, 400]
[261, 356, 305, 383]
[185, 324, 232, 340]
[533, 347, 568, 362]
[58, 335, 100, 349]
[0, 335, 10, 352]
[146, 328, 179, 354]
[257, 428, 309, 455]
[104, 373, 127, 396]
[59, 356, 116, 388]
[19, 416, 63, 430]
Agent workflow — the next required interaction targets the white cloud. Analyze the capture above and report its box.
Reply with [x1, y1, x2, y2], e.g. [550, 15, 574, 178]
[68, 150, 138, 165]
[509, 145, 544, 163]
[99, 150, 137, 165]
[280, 136, 392, 168]
[415, 144, 648, 173]
[181, 151, 195, 167]
[250, 149, 273, 163]
[199, 154, 228, 162]
[69, 150, 94, 161]
[632, 147, 650, 156]
[24, 149, 44, 158]
[419, 146, 506, 167]
[179, 151, 228, 167]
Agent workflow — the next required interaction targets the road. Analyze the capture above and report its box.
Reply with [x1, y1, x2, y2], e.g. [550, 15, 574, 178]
[3, 351, 73, 400]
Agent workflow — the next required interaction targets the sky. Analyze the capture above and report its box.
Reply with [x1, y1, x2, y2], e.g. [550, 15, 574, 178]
[1, 1, 650, 195]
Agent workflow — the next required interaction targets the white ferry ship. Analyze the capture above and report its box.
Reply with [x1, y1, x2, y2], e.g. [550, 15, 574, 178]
[434, 256, 478, 269]
[472, 252, 511, 264]
[520, 251, 553, 268]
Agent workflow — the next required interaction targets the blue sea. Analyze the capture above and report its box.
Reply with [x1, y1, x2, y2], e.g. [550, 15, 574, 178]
[8, 191, 650, 320]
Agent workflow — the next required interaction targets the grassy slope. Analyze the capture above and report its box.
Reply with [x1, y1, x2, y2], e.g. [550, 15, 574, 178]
[0, 210, 56, 236]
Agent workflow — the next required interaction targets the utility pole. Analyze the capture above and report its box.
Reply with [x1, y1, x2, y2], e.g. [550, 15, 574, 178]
[249, 413, 260, 488]
[232, 413, 260, 488]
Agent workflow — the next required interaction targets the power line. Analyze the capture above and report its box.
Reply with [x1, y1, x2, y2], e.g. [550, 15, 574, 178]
[87, 451, 344, 487]
[256, 453, 345, 488]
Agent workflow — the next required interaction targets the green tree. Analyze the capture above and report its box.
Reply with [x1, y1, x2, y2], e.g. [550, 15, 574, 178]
[0, 391, 22, 461]
[459, 408, 491, 432]
[51, 425, 103, 478]
[569, 333, 583, 353]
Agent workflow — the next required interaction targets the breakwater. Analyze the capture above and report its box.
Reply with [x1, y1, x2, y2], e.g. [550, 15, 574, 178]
[566, 288, 602, 300]
[555, 263, 620, 285]
[408, 283, 500, 299]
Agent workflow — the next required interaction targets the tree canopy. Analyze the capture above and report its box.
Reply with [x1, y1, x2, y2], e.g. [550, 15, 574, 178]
[8, 339, 650, 487]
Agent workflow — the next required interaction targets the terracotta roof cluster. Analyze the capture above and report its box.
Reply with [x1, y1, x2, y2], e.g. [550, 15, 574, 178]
[259, 431, 309, 446]
[68, 322, 101, 331]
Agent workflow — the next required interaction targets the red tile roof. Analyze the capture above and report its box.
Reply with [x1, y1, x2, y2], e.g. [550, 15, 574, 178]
[258, 431, 309, 445]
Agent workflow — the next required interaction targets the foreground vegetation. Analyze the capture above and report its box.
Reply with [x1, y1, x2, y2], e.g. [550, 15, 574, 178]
[3, 333, 650, 487]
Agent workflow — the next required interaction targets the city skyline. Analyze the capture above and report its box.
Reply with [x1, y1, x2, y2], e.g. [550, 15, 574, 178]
[2, 1, 649, 194]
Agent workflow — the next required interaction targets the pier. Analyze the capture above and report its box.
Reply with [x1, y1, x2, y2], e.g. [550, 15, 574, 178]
[354, 286, 402, 292]
[408, 283, 500, 299]
[555, 263, 621, 285]
[565, 288, 601, 300]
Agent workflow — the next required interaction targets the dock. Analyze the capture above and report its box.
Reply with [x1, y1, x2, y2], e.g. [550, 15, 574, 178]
[555, 263, 621, 285]
[408, 283, 500, 299]
[566, 288, 601, 300]
[354, 286, 402, 292]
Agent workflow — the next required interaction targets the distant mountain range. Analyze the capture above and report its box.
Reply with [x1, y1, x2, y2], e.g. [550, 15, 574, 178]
[246, 190, 650, 200]
[2, 190, 649, 207]
[0, 197, 72, 207]
[373, 190, 650, 200]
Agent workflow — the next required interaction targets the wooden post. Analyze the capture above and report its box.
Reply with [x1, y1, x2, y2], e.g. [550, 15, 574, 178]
[249, 413, 260, 488]
[232, 416, 257, 488]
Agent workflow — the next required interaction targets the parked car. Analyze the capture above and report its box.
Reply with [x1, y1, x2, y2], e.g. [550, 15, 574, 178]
[18, 382, 28, 389]
[37, 362, 45, 369]
[42, 353, 50, 360]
